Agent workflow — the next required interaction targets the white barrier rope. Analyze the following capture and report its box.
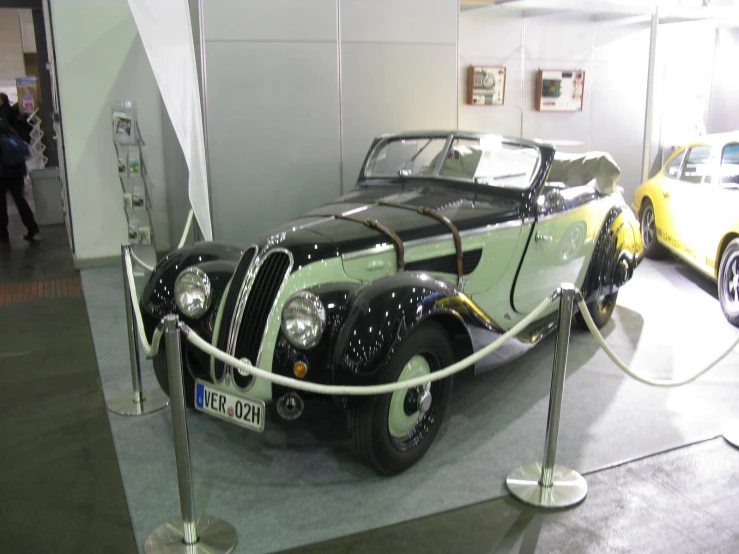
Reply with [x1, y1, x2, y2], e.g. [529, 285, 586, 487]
[130, 249, 155, 273]
[576, 296, 739, 387]
[124, 248, 162, 357]
[127, 209, 194, 273]
[183, 295, 556, 396]
[177, 209, 195, 249]
[122, 229, 558, 390]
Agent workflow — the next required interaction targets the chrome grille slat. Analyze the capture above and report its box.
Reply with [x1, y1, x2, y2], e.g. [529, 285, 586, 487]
[221, 248, 292, 390]
[214, 246, 256, 381]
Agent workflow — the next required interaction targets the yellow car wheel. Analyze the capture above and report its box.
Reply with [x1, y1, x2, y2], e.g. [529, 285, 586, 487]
[639, 199, 667, 260]
[718, 238, 739, 327]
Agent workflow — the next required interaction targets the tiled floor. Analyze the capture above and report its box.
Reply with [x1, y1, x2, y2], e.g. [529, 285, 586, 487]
[0, 208, 137, 553]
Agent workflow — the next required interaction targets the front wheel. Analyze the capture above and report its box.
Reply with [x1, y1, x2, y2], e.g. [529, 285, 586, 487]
[718, 238, 739, 327]
[575, 291, 618, 330]
[347, 322, 454, 475]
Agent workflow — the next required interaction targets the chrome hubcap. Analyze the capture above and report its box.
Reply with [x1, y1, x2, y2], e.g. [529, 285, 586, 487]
[388, 355, 431, 439]
[727, 256, 739, 307]
[641, 207, 656, 247]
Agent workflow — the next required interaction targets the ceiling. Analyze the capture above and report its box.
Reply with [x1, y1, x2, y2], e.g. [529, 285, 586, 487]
[460, 0, 739, 24]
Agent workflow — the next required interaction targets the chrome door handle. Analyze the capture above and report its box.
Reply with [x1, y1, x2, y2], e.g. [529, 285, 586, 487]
[535, 232, 553, 243]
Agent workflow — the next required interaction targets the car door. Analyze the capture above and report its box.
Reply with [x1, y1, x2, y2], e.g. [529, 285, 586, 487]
[703, 142, 739, 271]
[651, 149, 686, 246]
[670, 144, 719, 263]
[512, 183, 611, 314]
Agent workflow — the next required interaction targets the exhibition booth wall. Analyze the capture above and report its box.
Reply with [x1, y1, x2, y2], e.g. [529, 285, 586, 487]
[49, 0, 172, 263]
[49, 0, 739, 265]
[459, 10, 651, 203]
[198, 0, 458, 244]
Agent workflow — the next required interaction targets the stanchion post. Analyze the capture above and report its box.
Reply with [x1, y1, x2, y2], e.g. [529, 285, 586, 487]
[107, 245, 169, 416]
[145, 315, 236, 554]
[124, 244, 143, 405]
[505, 283, 587, 508]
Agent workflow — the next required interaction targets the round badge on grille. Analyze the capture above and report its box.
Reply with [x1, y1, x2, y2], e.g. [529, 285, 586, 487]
[237, 358, 252, 377]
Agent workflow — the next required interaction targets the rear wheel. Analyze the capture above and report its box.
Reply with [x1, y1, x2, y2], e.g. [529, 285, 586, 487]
[153, 341, 196, 408]
[640, 199, 667, 259]
[718, 238, 739, 327]
[575, 291, 618, 330]
[347, 322, 453, 475]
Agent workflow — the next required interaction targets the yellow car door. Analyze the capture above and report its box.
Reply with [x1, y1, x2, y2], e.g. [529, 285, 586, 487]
[650, 149, 685, 248]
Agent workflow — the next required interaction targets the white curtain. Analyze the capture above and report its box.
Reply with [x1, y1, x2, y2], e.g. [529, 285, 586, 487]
[127, 0, 213, 241]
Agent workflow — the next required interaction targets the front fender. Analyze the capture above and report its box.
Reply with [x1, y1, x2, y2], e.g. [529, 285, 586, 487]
[331, 272, 492, 388]
[140, 242, 244, 338]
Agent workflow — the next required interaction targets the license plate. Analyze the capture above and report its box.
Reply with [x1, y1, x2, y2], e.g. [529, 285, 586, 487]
[194, 380, 265, 433]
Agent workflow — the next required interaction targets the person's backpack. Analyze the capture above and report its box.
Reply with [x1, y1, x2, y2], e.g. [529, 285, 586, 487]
[0, 133, 29, 166]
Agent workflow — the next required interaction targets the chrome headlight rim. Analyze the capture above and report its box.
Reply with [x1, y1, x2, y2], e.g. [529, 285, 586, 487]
[281, 291, 326, 350]
[174, 267, 212, 319]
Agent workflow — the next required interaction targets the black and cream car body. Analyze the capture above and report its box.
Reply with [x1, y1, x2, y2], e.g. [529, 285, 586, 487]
[141, 131, 643, 474]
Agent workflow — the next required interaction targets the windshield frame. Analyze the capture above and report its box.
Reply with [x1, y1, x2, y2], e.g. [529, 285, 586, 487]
[359, 131, 545, 192]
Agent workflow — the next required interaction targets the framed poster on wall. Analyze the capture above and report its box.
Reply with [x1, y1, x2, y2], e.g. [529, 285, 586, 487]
[467, 66, 506, 106]
[535, 70, 585, 112]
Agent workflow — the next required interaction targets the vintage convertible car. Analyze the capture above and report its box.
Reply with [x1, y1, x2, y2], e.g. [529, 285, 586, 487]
[141, 131, 643, 474]
[633, 132, 739, 326]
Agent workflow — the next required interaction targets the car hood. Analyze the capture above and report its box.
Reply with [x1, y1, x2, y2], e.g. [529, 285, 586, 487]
[257, 180, 524, 268]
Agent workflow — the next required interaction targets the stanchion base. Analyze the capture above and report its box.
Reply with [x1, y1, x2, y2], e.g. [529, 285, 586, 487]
[107, 388, 169, 416]
[506, 463, 587, 508]
[724, 423, 739, 448]
[145, 516, 236, 554]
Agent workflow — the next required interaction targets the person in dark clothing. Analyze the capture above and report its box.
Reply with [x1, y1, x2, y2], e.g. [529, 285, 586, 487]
[0, 119, 40, 243]
[11, 103, 32, 143]
[0, 93, 15, 126]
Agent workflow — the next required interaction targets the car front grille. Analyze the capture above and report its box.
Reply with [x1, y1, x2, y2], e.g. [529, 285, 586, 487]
[214, 246, 257, 381]
[215, 248, 292, 389]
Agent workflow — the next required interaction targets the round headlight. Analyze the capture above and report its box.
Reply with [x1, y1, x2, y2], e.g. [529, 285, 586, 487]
[281, 291, 326, 350]
[174, 267, 211, 319]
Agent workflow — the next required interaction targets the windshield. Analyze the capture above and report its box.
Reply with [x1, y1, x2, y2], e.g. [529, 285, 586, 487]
[364, 135, 540, 190]
[365, 138, 447, 178]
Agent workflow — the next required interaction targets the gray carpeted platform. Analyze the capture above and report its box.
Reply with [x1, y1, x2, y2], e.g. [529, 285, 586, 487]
[81, 258, 739, 553]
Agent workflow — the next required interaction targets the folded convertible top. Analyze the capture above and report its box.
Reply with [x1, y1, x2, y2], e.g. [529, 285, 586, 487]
[547, 151, 621, 195]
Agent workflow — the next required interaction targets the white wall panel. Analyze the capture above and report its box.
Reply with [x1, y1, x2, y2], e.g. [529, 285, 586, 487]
[52, 0, 170, 261]
[523, 14, 594, 62]
[204, 0, 337, 42]
[340, 43, 457, 185]
[205, 42, 341, 243]
[458, 12, 523, 136]
[708, 28, 739, 134]
[340, 0, 456, 44]
[590, 21, 650, 199]
[459, 7, 652, 202]
[459, 10, 522, 57]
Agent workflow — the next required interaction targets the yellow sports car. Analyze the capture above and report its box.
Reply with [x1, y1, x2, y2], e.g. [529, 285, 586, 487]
[633, 133, 739, 327]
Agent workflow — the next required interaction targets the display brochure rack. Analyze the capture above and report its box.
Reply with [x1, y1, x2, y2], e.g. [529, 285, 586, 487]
[112, 100, 156, 273]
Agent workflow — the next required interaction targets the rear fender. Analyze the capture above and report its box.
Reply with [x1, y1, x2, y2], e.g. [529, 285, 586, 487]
[581, 205, 642, 302]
